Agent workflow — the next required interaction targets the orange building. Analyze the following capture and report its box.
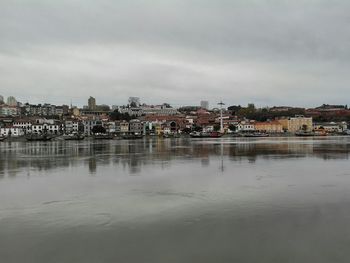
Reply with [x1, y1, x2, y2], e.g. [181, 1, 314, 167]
[254, 120, 283, 133]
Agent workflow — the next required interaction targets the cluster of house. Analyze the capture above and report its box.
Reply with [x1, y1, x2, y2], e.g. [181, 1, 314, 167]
[1, 95, 349, 137]
[0, 117, 177, 137]
[1, 112, 348, 138]
[237, 118, 347, 134]
[0, 102, 71, 117]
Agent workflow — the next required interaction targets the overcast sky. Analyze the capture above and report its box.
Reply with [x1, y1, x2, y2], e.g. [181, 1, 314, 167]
[1, 0, 350, 108]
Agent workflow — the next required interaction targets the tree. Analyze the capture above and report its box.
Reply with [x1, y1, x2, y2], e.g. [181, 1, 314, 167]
[182, 127, 191, 134]
[193, 125, 202, 132]
[228, 105, 242, 112]
[92, 125, 106, 134]
[178, 106, 200, 113]
[213, 124, 220, 131]
[97, 105, 111, 111]
[129, 102, 137, 108]
[109, 110, 133, 121]
[247, 103, 255, 110]
[228, 124, 236, 132]
[261, 107, 268, 113]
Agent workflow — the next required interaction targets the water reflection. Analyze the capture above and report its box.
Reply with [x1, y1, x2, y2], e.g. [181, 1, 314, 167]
[2, 137, 350, 263]
[0, 137, 349, 178]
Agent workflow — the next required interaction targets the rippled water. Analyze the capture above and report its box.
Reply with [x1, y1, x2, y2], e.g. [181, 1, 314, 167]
[1, 137, 350, 262]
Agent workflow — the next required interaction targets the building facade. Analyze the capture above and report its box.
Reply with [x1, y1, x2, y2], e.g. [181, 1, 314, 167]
[64, 120, 80, 134]
[278, 116, 313, 132]
[255, 121, 283, 133]
[129, 119, 143, 134]
[83, 120, 102, 136]
[7, 96, 17, 106]
[119, 121, 129, 134]
[22, 104, 68, 116]
[0, 106, 19, 116]
[88, 97, 96, 110]
[200, 101, 209, 110]
[0, 127, 24, 137]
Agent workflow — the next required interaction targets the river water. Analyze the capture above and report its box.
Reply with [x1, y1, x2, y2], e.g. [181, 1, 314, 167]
[1, 137, 350, 262]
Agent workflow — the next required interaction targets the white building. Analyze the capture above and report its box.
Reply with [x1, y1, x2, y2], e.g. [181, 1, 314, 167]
[13, 120, 32, 134]
[7, 96, 17, 106]
[313, 122, 348, 133]
[83, 120, 102, 136]
[202, 125, 214, 132]
[23, 104, 68, 116]
[119, 121, 129, 134]
[185, 116, 195, 129]
[118, 105, 179, 116]
[236, 121, 255, 132]
[200, 101, 209, 110]
[0, 105, 19, 116]
[31, 124, 60, 135]
[64, 120, 80, 134]
[106, 122, 116, 133]
[0, 127, 25, 137]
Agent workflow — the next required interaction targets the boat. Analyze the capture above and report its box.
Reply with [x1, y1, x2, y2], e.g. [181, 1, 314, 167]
[190, 131, 223, 138]
[189, 131, 202, 138]
[0, 136, 7, 142]
[122, 134, 143, 139]
[163, 133, 181, 138]
[210, 131, 223, 138]
[26, 134, 53, 141]
[295, 130, 315, 136]
[243, 132, 269, 138]
[93, 133, 114, 140]
[342, 130, 350, 135]
[63, 133, 85, 140]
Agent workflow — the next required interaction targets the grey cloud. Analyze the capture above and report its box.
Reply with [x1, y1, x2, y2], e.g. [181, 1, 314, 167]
[1, 0, 350, 107]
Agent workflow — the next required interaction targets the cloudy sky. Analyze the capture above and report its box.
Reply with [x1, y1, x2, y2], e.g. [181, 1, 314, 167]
[1, 0, 349, 108]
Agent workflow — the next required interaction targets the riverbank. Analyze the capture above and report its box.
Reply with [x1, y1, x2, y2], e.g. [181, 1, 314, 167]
[1, 132, 350, 142]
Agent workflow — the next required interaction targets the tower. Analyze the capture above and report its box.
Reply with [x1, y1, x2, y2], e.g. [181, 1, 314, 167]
[200, 100, 209, 110]
[88, 96, 96, 110]
[7, 96, 17, 106]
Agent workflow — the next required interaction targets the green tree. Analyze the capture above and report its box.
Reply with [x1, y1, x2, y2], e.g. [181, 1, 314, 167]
[193, 125, 202, 132]
[110, 110, 132, 121]
[182, 127, 191, 134]
[228, 124, 236, 132]
[92, 125, 106, 134]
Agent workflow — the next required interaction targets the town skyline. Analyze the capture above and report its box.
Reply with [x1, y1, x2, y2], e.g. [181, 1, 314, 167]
[1, 93, 349, 110]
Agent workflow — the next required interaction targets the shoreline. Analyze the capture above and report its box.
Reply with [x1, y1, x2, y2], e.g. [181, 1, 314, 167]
[1, 133, 350, 142]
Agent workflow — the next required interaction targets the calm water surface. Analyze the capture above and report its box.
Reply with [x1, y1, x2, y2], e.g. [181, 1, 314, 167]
[1, 137, 350, 262]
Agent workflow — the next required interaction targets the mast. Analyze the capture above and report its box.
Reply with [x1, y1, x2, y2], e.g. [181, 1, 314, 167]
[218, 101, 225, 133]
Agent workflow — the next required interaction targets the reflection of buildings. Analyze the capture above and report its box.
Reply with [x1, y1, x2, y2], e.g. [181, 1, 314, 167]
[0, 138, 349, 178]
[88, 158, 97, 174]
[201, 158, 210, 167]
